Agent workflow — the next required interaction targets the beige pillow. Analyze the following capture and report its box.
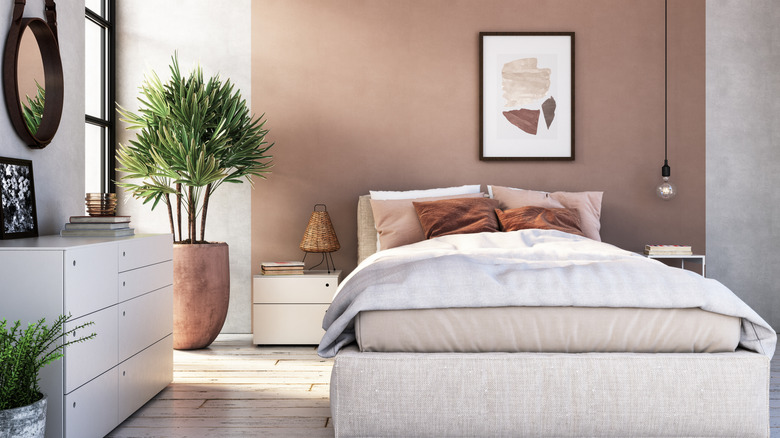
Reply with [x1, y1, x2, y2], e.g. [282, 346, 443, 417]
[489, 185, 603, 241]
[370, 193, 484, 250]
[489, 185, 564, 209]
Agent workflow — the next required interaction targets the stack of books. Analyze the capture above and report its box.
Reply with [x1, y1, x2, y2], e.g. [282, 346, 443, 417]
[644, 244, 693, 256]
[60, 216, 135, 237]
[261, 261, 305, 275]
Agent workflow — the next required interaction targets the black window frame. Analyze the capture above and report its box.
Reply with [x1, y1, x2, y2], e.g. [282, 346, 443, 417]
[85, 0, 116, 193]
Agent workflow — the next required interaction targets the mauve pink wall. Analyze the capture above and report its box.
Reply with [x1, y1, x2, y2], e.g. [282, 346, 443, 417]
[251, 0, 705, 274]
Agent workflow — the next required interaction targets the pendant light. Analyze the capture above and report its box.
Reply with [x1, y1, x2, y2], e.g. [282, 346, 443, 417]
[657, 0, 677, 200]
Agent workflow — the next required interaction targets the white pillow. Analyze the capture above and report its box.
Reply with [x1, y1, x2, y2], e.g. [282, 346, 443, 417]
[370, 185, 481, 200]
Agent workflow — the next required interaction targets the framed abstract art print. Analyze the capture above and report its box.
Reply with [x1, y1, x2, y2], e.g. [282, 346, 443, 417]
[0, 156, 38, 239]
[479, 32, 574, 161]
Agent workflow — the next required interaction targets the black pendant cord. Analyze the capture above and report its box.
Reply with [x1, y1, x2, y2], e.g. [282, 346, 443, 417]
[662, 0, 671, 178]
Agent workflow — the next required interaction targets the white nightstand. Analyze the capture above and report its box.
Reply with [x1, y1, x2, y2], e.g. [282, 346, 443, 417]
[252, 270, 341, 344]
[645, 254, 706, 277]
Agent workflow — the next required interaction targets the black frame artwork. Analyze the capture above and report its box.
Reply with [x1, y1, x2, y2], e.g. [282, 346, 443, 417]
[0, 156, 38, 239]
[479, 32, 575, 161]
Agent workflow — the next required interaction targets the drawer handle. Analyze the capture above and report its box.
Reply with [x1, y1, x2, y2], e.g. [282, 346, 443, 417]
[123, 281, 126, 287]
[325, 283, 330, 287]
[123, 311, 126, 317]
[73, 402, 76, 408]
[72, 260, 76, 267]
[123, 251, 126, 257]
[123, 371, 126, 376]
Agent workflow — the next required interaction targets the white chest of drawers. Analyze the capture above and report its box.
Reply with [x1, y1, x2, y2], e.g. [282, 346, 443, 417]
[0, 234, 173, 438]
[252, 270, 340, 344]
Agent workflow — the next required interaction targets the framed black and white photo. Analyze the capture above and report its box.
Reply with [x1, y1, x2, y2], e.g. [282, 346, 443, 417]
[0, 156, 38, 239]
[480, 32, 574, 160]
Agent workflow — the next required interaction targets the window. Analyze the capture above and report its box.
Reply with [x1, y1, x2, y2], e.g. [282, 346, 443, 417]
[85, 0, 115, 193]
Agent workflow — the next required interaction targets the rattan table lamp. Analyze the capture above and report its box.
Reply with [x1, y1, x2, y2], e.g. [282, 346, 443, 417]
[300, 204, 340, 272]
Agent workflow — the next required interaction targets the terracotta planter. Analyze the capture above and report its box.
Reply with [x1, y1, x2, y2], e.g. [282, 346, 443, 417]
[173, 242, 230, 350]
[0, 394, 47, 438]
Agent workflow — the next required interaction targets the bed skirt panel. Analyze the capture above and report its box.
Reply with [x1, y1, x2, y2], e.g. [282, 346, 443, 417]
[330, 346, 769, 437]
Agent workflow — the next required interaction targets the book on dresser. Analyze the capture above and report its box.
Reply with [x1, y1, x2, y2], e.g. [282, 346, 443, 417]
[64, 222, 131, 230]
[644, 244, 693, 256]
[69, 215, 130, 223]
[62, 215, 135, 237]
[61, 227, 135, 237]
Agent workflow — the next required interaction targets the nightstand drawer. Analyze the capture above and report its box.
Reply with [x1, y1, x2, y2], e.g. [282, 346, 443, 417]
[253, 273, 339, 304]
[252, 304, 329, 344]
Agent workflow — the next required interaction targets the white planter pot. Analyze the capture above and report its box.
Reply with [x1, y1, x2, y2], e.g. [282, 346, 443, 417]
[0, 395, 47, 438]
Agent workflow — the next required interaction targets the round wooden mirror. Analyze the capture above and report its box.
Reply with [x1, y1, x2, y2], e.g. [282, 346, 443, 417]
[2, 0, 63, 148]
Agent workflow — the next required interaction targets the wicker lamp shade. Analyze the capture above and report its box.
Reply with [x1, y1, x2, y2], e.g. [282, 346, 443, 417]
[300, 204, 339, 273]
[300, 204, 340, 253]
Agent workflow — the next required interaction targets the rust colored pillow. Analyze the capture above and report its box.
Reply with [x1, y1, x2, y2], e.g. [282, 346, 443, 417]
[412, 197, 500, 239]
[495, 206, 585, 237]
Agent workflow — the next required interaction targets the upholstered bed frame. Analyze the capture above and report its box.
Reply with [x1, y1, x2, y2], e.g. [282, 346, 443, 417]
[328, 196, 771, 437]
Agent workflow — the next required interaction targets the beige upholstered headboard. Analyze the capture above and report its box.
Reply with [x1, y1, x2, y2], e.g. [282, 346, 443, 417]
[357, 195, 377, 264]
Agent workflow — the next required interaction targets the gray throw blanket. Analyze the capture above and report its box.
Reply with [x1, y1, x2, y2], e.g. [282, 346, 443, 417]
[318, 230, 776, 358]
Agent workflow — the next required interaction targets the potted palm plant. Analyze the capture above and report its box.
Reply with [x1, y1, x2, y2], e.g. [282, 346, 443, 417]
[0, 316, 94, 437]
[116, 54, 273, 350]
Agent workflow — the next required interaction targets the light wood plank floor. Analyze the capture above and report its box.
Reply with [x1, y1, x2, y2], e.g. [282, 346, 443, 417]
[108, 334, 334, 437]
[109, 334, 780, 437]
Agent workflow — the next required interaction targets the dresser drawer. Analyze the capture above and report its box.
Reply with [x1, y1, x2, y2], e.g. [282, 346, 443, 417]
[118, 234, 173, 272]
[64, 306, 119, 393]
[64, 245, 118, 317]
[252, 304, 329, 344]
[64, 366, 118, 438]
[118, 260, 173, 302]
[253, 273, 338, 304]
[118, 286, 173, 362]
[118, 335, 173, 422]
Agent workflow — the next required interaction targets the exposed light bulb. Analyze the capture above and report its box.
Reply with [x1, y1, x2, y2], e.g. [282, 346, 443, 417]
[656, 176, 676, 200]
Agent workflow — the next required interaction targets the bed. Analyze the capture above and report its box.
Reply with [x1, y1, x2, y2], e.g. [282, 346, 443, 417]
[319, 189, 776, 437]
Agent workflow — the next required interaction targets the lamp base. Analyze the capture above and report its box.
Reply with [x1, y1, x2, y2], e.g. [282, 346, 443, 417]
[302, 251, 336, 273]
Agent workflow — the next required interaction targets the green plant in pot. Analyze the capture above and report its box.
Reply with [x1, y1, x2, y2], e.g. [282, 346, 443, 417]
[0, 315, 95, 437]
[116, 54, 273, 350]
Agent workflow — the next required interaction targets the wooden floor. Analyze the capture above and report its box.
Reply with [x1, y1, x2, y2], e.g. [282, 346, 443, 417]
[108, 334, 334, 437]
[109, 334, 780, 437]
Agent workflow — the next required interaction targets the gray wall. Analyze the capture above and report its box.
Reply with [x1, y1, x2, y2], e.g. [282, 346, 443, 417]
[706, 0, 780, 329]
[0, 2, 85, 233]
[116, 0, 253, 333]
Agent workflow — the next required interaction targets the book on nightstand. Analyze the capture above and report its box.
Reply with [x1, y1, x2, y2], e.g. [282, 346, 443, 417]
[261, 261, 305, 275]
[644, 244, 693, 256]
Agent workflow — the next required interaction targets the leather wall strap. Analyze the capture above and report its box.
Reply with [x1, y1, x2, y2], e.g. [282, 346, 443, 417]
[12, 0, 25, 23]
[45, 0, 57, 41]
[9, 1, 56, 41]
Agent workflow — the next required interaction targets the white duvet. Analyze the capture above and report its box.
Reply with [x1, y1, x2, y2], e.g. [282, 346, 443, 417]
[317, 230, 776, 359]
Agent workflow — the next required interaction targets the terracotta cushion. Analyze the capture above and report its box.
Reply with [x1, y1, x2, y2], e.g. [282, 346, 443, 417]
[495, 206, 585, 237]
[412, 197, 500, 239]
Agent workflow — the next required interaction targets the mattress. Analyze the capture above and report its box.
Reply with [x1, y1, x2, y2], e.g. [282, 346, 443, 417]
[354, 306, 741, 353]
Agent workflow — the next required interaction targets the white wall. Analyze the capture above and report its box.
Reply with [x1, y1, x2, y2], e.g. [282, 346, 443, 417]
[116, 0, 253, 333]
[706, 0, 780, 329]
[0, 2, 85, 234]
